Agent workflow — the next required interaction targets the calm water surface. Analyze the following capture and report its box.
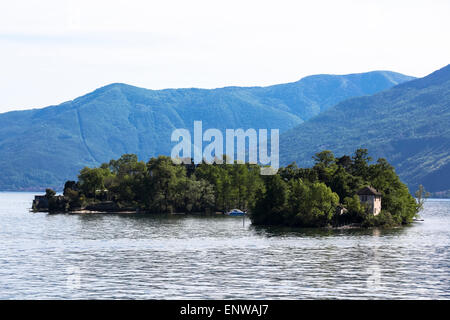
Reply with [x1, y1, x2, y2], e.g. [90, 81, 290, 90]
[0, 192, 449, 299]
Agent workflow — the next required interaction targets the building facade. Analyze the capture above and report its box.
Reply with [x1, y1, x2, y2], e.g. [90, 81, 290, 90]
[357, 186, 382, 216]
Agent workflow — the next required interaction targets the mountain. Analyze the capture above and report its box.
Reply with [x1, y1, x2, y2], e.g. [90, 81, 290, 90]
[280, 65, 450, 194]
[0, 71, 413, 190]
[248, 71, 414, 120]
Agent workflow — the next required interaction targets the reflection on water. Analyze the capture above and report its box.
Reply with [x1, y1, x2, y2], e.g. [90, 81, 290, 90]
[0, 193, 449, 299]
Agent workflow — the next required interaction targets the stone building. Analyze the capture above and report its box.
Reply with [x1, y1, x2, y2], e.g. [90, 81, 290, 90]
[357, 186, 382, 216]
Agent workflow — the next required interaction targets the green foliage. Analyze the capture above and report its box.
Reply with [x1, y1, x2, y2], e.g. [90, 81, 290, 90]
[64, 148, 419, 228]
[287, 180, 339, 227]
[194, 162, 264, 212]
[252, 149, 419, 227]
[252, 175, 288, 225]
[367, 158, 418, 224]
[45, 188, 56, 199]
[107, 154, 148, 204]
[343, 195, 366, 222]
[251, 176, 340, 227]
[415, 184, 431, 213]
[70, 155, 265, 214]
[175, 176, 215, 213]
[145, 156, 186, 212]
[78, 166, 111, 199]
[362, 211, 398, 228]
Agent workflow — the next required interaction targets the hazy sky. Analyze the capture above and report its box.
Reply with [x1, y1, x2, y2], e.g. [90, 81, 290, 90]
[0, 0, 449, 112]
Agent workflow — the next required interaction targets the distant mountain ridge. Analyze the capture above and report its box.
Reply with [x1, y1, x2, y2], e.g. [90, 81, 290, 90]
[280, 64, 450, 194]
[0, 70, 414, 190]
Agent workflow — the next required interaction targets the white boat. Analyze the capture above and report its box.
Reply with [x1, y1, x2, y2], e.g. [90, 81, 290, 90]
[225, 209, 245, 216]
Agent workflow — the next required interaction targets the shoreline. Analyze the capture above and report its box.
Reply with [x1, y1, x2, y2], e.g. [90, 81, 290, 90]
[34, 208, 228, 216]
[31, 208, 416, 230]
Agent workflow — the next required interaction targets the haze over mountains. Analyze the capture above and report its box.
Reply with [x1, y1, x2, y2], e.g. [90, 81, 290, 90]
[281, 64, 450, 195]
[0, 71, 413, 191]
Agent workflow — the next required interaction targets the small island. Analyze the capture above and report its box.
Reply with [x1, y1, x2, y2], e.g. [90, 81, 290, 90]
[33, 149, 425, 228]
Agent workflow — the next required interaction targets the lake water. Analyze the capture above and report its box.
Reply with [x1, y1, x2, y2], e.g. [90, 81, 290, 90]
[0, 192, 449, 299]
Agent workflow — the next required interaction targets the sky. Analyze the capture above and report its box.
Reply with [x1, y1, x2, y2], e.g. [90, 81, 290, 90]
[0, 0, 449, 113]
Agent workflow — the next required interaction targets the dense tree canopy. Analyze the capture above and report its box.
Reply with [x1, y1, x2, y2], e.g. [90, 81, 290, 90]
[252, 148, 419, 227]
[62, 149, 420, 227]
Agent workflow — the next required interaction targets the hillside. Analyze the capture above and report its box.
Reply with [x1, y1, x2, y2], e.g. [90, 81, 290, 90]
[280, 65, 450, 194]
[0, 71, 413, 190]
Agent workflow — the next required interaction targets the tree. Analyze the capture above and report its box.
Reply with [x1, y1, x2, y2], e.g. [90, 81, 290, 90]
[351, 148, 372, 178]
[109, 154, 140, 177]
[251, 174, 288, 225]
[78, 167, 110, 200]
[241, 164, 264, 211]
[63, 181, 78, 196]
[175, 176, 215, 212]
[415, 184, 430, 213]
[367, 158, 417, 224]
[328, 165, 364, 200]
[313, 150, 338, 186]
[343, 195, 366, 223]
[296, 182, 339, 227]
[336, 155, 352, 171]
[146, 156, 186, 212]
[109, 155, 148, 204]
[45, 188, 56, 199]
[313, 150, 336, 168]
[64, 148, 419, 228]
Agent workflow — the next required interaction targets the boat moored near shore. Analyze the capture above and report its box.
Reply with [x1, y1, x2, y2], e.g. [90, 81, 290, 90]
[225, 209, 246, 216]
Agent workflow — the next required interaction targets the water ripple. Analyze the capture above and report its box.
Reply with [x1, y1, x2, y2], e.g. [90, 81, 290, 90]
[0, 193, 449, 299]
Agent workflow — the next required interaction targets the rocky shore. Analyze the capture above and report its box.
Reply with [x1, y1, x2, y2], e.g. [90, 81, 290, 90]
[32, 194, 142, 214]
